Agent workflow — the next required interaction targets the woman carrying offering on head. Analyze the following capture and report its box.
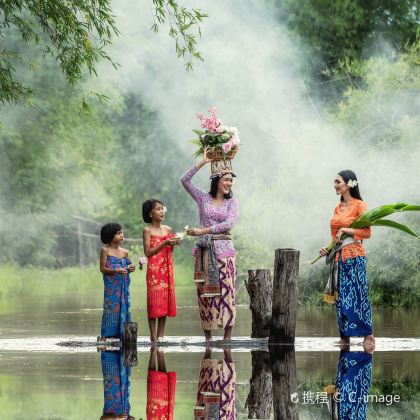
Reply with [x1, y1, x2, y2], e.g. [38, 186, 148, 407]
[181, 148, 238, 342]
[319, 170, 375, 351]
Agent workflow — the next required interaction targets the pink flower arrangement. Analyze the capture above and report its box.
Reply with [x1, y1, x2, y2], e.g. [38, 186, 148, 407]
[191, 107, 240, 158]
[222, 141, 232, 152]
[196, 107, 222, 133]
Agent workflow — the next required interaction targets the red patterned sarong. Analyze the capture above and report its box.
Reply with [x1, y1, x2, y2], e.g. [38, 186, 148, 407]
[146, 234, 176, 319]
[147, 370, 176, 419]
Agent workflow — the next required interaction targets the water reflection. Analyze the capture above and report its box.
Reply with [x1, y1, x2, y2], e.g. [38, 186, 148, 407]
[324, 349, 372, 420]
[147, 347, 176, 419]
[194, 348, 236, 419]
[100, 350, 134, 420]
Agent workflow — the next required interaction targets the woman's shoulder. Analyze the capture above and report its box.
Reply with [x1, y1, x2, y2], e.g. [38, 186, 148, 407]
[143, 225, 152, 233]
[353, 198, 368, 209]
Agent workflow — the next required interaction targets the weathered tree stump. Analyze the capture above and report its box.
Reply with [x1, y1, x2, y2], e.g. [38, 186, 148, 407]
[123, 344, 138, 367]
[270, 349, 298, 420]
[123, 321, 138, 345]
[269, 249, 299, 344]
[245, 269, 272, 338]
[122, 321, 138, 366]
[245, 350, 272, 419]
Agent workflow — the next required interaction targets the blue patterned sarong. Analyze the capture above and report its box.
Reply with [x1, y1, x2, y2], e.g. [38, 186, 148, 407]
[101, 256, 132, 338]
[336, 351, 372, 420]
[336, 254, 372, 337]
[101, 350, 131, 416]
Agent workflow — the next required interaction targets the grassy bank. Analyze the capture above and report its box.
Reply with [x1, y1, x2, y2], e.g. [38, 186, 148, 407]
[0, 262, 418, 309]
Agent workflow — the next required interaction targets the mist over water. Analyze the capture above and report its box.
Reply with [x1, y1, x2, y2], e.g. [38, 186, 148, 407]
[92, 0, 419, 262]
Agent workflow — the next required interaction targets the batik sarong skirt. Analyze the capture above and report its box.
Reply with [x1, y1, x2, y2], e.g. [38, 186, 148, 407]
[196, 358, 236, 419]
[336, 256, 372, 337]
[196, 256, 236, 330]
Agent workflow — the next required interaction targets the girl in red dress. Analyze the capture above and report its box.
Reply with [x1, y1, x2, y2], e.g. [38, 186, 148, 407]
[142, 199, 181, 343]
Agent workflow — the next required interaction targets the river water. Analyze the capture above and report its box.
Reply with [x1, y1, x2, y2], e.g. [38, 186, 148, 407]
[0, 294, 419, 419]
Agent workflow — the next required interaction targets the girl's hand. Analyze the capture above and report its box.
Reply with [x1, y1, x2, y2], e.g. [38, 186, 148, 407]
[165, 237, 180, 246]
[187, 228, 203, 236]
[128, 264, 136, 273]
[319, 247, 329, 257]
[117, 267, 128, 275]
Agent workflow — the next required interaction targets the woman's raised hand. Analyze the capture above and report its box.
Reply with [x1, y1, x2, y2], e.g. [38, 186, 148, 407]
[202, 147, 212, 164]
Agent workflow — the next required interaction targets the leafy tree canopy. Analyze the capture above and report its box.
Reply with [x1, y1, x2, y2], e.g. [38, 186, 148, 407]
[0, 0, 207, 107]
[274, 0, 419, 76]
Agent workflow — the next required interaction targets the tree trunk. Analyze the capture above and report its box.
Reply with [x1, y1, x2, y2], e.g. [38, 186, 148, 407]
[245, 269, 272, 338]
[269, 249, 299, 344]
[245, 350, 272, 419]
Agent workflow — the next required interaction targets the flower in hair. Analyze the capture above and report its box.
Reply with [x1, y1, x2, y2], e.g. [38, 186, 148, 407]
[348, 179, 358, 188]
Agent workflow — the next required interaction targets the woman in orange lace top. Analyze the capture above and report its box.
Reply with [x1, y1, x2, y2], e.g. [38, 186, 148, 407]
[320, 170, 375, 350]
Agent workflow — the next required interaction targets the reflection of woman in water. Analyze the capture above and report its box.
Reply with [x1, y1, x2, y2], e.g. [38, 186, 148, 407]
[100, 350, 134, 420]
[147, 347, 176, 420]
[194, 348, 236, 419]
[325, 349, 372, 420]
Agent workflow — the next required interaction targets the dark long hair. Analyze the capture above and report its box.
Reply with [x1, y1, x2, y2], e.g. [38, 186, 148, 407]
[209, 176, 233, 199]
[142, 199, 163, 223]
[338, 169, 363, 201]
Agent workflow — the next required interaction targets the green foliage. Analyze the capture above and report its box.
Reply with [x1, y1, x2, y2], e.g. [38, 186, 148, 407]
[150, 0, 208, 71]
[272, 0, 419, 101]
[275, 0, 419, 69]
[105, 95, 198, 262]
[0, 0, 119, 105]
[310, 46, 420, 307]
[0, 1, 207, 108]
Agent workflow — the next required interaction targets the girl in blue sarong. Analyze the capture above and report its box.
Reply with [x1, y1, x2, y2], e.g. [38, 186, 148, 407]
[99, 223, 135, 340]
[100, 350, 134, 420]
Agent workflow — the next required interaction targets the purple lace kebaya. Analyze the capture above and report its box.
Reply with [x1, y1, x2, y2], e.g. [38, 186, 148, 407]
[181, 165, 238, 259]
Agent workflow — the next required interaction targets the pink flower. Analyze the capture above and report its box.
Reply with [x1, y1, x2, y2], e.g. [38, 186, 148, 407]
[139, 256, 148, 265]
[222, 141, 233, 152]
[231, 135, 240, 146]
[196, 107, 223, 133]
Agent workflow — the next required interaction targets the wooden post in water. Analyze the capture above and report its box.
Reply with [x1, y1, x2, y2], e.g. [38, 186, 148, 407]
[270, 349, 299, 420]
[122, 321, 138, 367]
[245, 350, 273, 419]
[245, 269, 272, 338]
[269, 248, 299, 344]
